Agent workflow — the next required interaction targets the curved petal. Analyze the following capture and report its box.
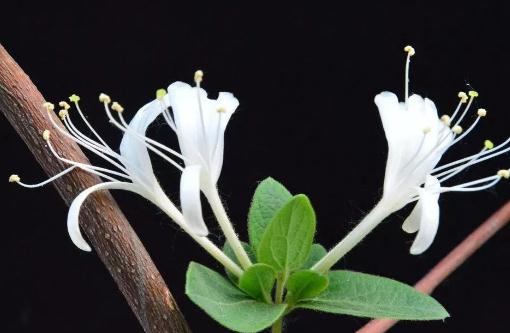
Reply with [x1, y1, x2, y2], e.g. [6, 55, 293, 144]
[180, 165, 209, 236]
[402, 200, 421, 233]
[409, 176, 441, 255]
[120, 99, 163, 188]
[67, 182, 144, 251]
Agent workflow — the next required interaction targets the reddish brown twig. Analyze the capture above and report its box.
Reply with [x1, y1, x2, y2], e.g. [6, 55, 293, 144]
[356, 200, 510, 333]
[0, 43, 191, 333]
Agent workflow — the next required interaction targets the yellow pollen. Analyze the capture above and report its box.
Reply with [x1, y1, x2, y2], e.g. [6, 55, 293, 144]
[194, 70, 204, 84]
[484, 140, 494, 150]
[43, 102, 55, 111]
[441, 115, 451, 126]
[458, 92, 468, 103]
[468, 90, 478, 98]
[99, 93, 111, 104]
[422, 126, 431, 134]
[59, 101, 71, 110]
[497, 169, 510, 179]
[217, 106, 226, 113]
[69, 94, 81, 103]
[58, 110, 68, 120]
[477, 108, 487, 117]
[111, 102, 124, 113]
[9, 174, 20, 183]
[42, 130, 51, 141]
[156, 88, 167, 100]
[404, 45, 415, 56]
[452, 125, 463, 134]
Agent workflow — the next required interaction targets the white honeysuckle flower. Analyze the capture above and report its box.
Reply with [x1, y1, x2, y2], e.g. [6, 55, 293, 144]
[375, 45, 510, 254]
[162, 72, 240, 238]
[312, 46, 509, 273]
[11, 93, 206, 251]
[157, 71, 252, 270]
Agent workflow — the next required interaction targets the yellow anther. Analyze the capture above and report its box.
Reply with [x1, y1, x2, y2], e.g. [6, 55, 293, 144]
[477, 108, 487, 117]
[59, 101, 71, 110]
[156, 88, 167, 100]
[422, 126, 431, 134]
[217, 106, 227, 113]
[458, 92, 468, 103]
[111, 102, 124, 113]
[441, 115, 451, 126]
[484, 140, 494, 150]
[42, 130, 51, 141]
[404, 45, 415, 56]
[468, 90, 478, 98]
[8, 174, 20, 183]
[194, 70, 204, 84]
[452, 125, 463, 134]
[99, 93, 111, 104]
[69, 94, 81, 103]
[58, 110, 68, 120]
[497, 169, 510, 179]
[43, 102, 55, 111]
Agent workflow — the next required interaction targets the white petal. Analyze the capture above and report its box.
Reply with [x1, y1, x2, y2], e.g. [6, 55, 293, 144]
[120, 99, 163, 188]
[67, 182, 143, 251]
[180, 165, 209, 236]
[409, 179, 441, 255]
[402, 200, 421, 233]
[167, 82, 239, 183]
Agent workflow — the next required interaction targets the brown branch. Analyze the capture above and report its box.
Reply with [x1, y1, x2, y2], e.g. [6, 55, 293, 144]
[356, 200, 510, 333]
[0, 43, 191, 333]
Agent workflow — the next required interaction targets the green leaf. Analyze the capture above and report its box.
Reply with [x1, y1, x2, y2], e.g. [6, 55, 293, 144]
[186, 262, 286, 333]
[286, 270, 329, 304]
[302, 244, 327, 269]
[239, 263, 276, 303]
[223, 241, 256, 284]
[297, 270, 449, 320]
[248, 177, 292, 252]
[257, 194, 316, 274]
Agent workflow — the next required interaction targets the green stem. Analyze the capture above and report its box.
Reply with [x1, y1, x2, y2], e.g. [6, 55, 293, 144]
[272, 272, 288, 333]
[311, 199, 392, 274]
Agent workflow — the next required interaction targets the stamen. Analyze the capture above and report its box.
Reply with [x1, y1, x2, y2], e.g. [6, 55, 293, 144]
[43, 129, 51, 141]
[477, 108, 487, 117]
[99, 93, 111, 104]
[441, 115, 451, 126]
[156, 88, 167, 100]
[404, 45, 415, 102]
[452, 93, 475, 126]
[497, 169, 510, 179]
[452, 125, 463, 135]
[103, 103, 186, 171]
[43, 102, 55, 111]
[450, 115, 482, 146]
[437, 147, 486, 182]
[111, 102, 124, 113]
[69, 94, 81, 103]
[485, 140, 494, 150]
[58, 109, 68, 120]
[194, 70, 204, 84]
[8, 174, 20, 183]
[12, 166, 78, 188]
[59, 101, 71, 110]
[458, 91, 468, 103]
[46, 139, 127, 181]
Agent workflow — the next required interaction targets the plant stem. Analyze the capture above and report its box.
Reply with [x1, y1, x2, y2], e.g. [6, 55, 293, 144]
[157, 194, 244, 277]
[206, 185, 253, 269]
[312, 199, 392, 273]
[272, 272, 288, 333]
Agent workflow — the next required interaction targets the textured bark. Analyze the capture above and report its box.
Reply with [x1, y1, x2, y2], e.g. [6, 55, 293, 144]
[0, 43, 191, 333]
[356, 200, 510, 333]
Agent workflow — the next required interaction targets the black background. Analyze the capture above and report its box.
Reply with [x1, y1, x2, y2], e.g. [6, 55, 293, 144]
[1, 1, 508, 332]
